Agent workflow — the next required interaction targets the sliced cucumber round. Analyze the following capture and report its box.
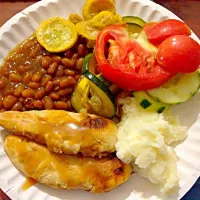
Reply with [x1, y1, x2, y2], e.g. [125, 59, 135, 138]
[134, 91, 170, 113]
[147, 71, 200, 104]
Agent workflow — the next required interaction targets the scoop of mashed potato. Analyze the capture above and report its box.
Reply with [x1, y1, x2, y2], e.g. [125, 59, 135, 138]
[116, 97, 187, 193]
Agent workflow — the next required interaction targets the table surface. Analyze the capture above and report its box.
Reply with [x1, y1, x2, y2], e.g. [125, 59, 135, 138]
[0, 0, 200, 200]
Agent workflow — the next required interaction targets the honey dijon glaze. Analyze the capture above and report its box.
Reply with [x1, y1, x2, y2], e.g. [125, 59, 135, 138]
[4, 135, 132, 193]
[0, 110, 117, 157]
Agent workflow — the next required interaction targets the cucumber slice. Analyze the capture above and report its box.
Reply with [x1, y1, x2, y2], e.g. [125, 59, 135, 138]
[71, 74, 116, 118]
[147, 72, 200, 104]
[126, 23, 143, 39]
[122, 16, 146, 27]
[134, 91, 170, 113]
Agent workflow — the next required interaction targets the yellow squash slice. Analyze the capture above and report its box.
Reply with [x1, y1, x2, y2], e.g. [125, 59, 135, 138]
[36, 17, 78, 53]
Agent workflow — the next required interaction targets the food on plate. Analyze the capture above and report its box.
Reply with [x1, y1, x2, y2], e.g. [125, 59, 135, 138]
[144, 19, 191, 45]
[133, 91, 170, 113]
[36, 17, 78, 53]
[115, 97, 187, 192]
[0, 35, 91, 112]
[0, 0, 200, 195]
[0, 110, 117, 157]
[95, 25, 173, 91]
[82, 0, 116, 20]
[4, 135, 132, 193]
[157, 35, 200, 73]
[71, 75, 116, 118]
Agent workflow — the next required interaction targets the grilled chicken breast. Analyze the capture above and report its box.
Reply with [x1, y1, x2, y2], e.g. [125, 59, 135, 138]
[4, 135, 132, 193]
[0, 110, 117, 157]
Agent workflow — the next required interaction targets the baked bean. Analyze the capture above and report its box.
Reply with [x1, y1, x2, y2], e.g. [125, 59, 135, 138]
[21, 107, 27, 112]
[75, 58, 84, 71]
[58, 88, 73, 96]
[60, 96, 68, 101]
[64, 69, 75, 76]
[78, 44, 86, 57]
[9, 73, 22, 83]
[22, 88, 35, 98]
[62, 58, 74, 68]
[45, 81, 54, 93]
[0, 77, 7, 89]
[12, 102, 23, 111]
[60, 76, 76, 88]
[64, 49, 73, 58]
[50, 92, 60, 100]
[47, 62, 58, 74]
[52, 56, 62, 64]
[54, 86, 60, 91]
[35, 44, 42, 51]
[41, 69, 47, 75]
[29, 49, 39, 58]
[14, 83, 25, 97]
[32, 72, 41, 82]
[18, 97, 24, 103]
[41, 75, 52, 87]
[24, 98, 34, 109]
[71, 53, 78, 63]
[23, 72, 33, 84]
[43, 96, 54, 110]
[4, 86, 15, 96]
[74, 74, 81, 81]
[35, 55, 42, 65]
[42, 56, 52, 68]
[23, 41, 34, 51]
[56, 65, 64, 77]
[28, 82, 40, 89]
[3, 95, 17, 109]
[0, 95, 3, 109]
[34, 100, 43, 109]
[67, 100, 72, 109]
[53, 78, 60, 86]
[54, 101, 68, 109]
[34, 87, 46, 100]
[17, 65, 26, 74]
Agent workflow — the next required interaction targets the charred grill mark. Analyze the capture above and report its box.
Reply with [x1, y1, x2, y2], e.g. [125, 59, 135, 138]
[82, 117, 108, 129]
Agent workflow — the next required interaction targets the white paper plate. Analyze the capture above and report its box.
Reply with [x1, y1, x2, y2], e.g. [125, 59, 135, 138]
[0, 0, 200, 200]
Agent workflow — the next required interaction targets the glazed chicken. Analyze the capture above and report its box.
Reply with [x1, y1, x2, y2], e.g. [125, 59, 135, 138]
[0, 110, 117, 157]
[4, 135, 132, 193]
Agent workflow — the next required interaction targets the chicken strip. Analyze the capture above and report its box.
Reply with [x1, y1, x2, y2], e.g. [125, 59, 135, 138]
[4, 135, 132, 193]
[0, 110, 117, 157]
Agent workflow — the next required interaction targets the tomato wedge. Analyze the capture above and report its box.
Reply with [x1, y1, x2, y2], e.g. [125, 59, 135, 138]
[157, 35, 200, 73]
[144, 19, 191, 45]
[95, 25, 173, 91]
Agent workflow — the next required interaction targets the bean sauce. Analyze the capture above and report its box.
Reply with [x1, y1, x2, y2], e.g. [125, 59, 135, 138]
[0, 35, 92, 111]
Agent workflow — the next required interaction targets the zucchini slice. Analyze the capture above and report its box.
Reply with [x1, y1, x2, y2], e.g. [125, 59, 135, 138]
[71, 74, 116, 118]
[134, 91, 170, 113]
[122, 16, 146, 27]
[82, 53, 96, 74]
[147, 71, 200, 104]
[122, 16, 146, 39]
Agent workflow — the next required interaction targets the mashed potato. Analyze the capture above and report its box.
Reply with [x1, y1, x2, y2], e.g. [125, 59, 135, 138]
[116, 97, 187, 193]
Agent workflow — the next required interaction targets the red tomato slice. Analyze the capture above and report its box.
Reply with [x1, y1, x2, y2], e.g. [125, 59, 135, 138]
[95, 25, 173, 91]
[157, 35, 200, 73]
[144, 19, 191, 45]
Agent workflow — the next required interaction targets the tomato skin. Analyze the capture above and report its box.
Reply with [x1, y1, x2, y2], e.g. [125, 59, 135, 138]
[95, 24, 173, 91]
[145, 19, 191, 45]
[157, 35, 200, 73]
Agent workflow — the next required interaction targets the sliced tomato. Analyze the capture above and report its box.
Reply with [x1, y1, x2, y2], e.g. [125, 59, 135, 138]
[95, 25, 173, 91]
[144, 19, 191, 45]
[157, 35, 200, 73]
